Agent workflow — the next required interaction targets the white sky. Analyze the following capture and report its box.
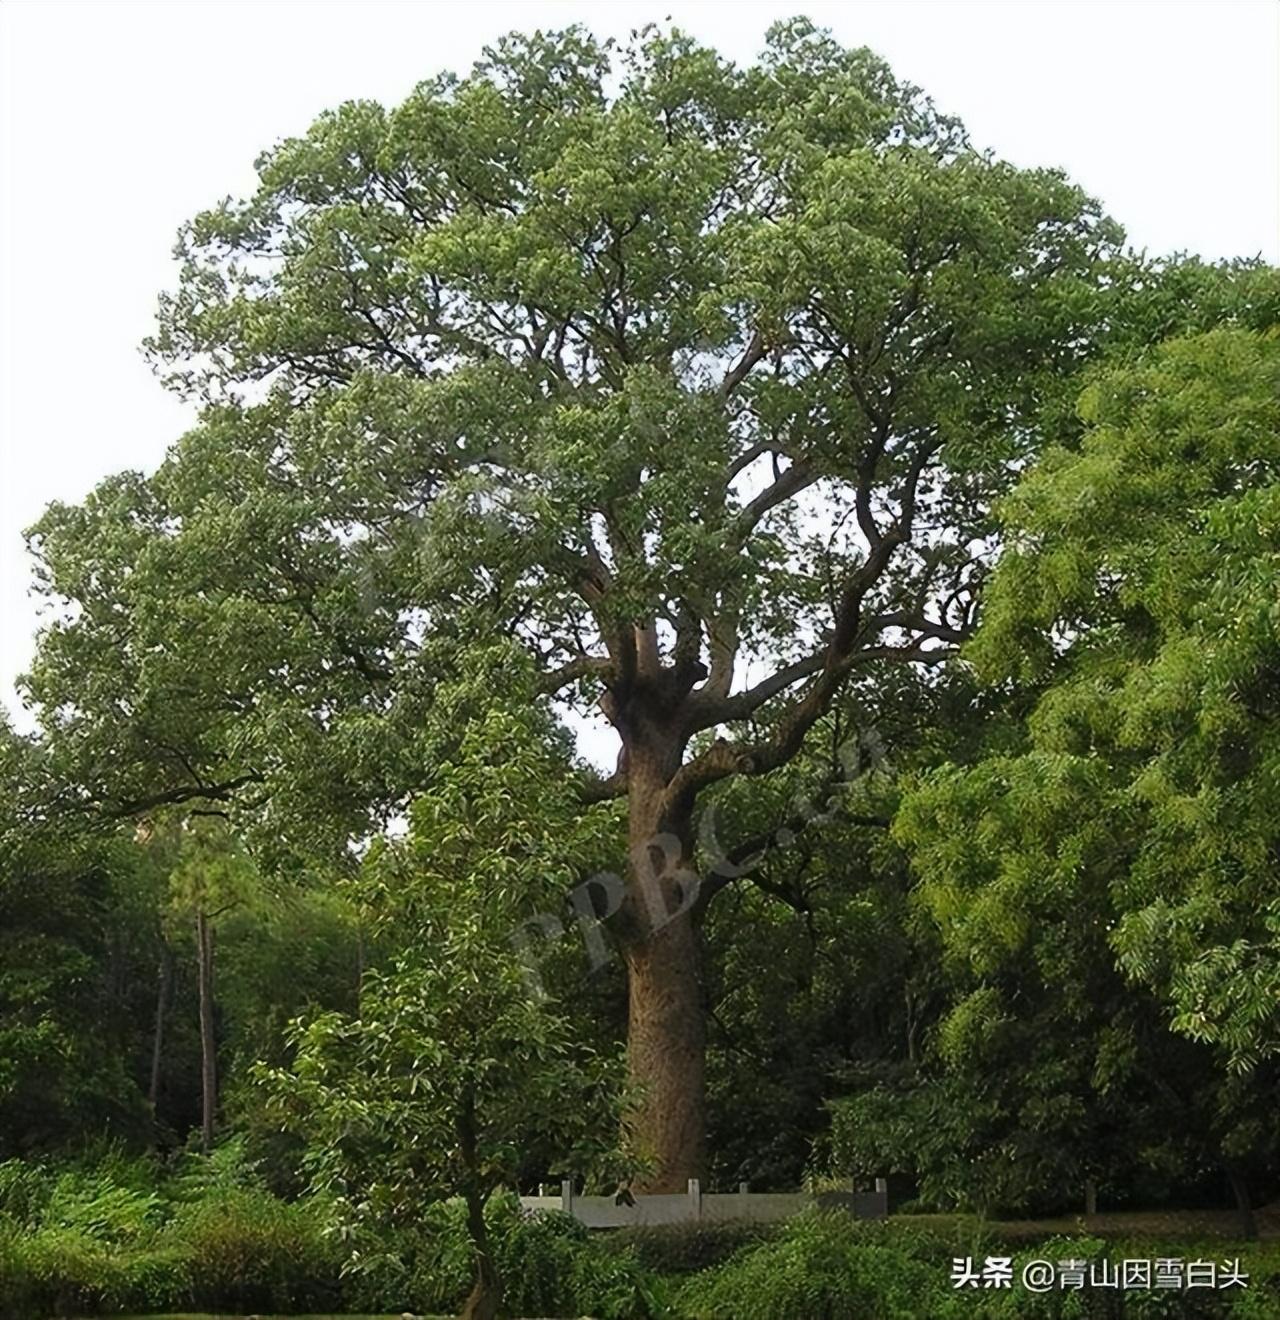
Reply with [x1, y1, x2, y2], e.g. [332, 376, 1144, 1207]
[2, 0, 1278, 733]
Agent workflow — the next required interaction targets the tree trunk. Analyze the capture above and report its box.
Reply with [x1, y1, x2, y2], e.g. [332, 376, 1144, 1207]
[148, 940, 175, 1113]
[195, 911, 218, 1155]
[622, 750, 706, 1192]
[1084, 1178, 1097, 1217]
[1227, 1164, 1257, 1241]
[624, 917, 706, 1191]
[456, 1087, 502, 1320]
[459, 1187, 502, 1320]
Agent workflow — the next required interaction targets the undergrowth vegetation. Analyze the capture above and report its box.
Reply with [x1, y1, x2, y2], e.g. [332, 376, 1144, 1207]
[1, 1150, 1278, 1320]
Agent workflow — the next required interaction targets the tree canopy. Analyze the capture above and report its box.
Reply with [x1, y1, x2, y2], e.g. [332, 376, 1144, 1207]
[890, 326, 1280, 1225]
[17, 18, 1280, 1193]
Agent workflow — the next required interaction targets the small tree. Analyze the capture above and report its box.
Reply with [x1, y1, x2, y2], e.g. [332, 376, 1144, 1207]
[262, 703, 626, 1320]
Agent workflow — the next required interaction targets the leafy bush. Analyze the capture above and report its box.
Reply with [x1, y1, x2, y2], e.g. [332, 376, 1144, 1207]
[493, 1201, 591, 1315]
[0, 1158, 51, 1226]
[0, 1226, 126, 1320]
[570, 1237, 673, 1320]
[109, 1244, 192, 1312]
[163, 1132, 264, 1202]
[163, 1185, 343, 1313]
[376, 1194, 666, 1319]
[2, 1157, 1277, 1320]
[611, 1219, 777, 1274]
[0, 1174, 347, 1318]
[45, 1171, 164, 1242]
[675, 1210, 944, 1320]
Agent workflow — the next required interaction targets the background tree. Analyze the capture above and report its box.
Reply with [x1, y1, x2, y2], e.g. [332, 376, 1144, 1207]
[152, 821, 261, 1155]
[894, 325, 1280, 1228]
[0, 723, 157, 1152]
[697, 660, 995, 1189]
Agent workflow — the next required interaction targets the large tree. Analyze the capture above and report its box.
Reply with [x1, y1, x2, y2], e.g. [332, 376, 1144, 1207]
[27, 21, 1138, 1187]
[895, 325, 1280, 1225]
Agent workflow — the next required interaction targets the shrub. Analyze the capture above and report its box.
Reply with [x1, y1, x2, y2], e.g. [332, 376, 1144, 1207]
[0, 1159, 51, 1226]
[45, 1171, 164, 1242]
[108, 1244, 193, 1313]
[570, 1238, 673, 1320]
[675, 1210, 943, 1320]
[0, 1226, 125, 1320]
[162, 1185, 342, 1313]
[611, 1219, 777, 1274]
[493, 1201, 591, 1315]
[343, 1193, 667, 1320]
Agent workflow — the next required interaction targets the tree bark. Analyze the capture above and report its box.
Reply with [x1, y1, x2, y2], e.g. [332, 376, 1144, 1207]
[148, 939, 175, 1113]
[195, 911, 218, 1155]
[621, 745, 706, 1192]
[624, 915, 706, 1192]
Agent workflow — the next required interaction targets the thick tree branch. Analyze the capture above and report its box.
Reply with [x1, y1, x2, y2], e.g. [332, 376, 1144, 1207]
[862, 610, 969, 646]
[731, 459, 818, 544]
[701, 610, 740, 703]
[663, 423, 949, 819]
[720, 328, 766, 398]
[100, 772, 266, 820]
[537, 654, 614, 696]
[688, 649, 825, 731]
[577, 766, 628, 804]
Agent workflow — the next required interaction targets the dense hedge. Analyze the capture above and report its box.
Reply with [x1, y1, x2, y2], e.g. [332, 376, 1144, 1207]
[673, 1213, 1280, 1320]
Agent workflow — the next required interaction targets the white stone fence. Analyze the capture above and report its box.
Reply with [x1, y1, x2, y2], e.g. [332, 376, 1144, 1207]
[519, 1178, 889, 1230]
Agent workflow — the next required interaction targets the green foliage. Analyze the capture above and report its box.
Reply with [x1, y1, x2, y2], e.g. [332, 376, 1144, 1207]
[0, 734, 157, 1155]
[949, 330, 1280, 1066]
[263, 710, 625, 1205]
[0, 1150, 343, 1319]
[1, 1155, 1279, 1320]
[256, 705, 628, 1315]
[698, 672, 982, 1191]
[5, 12, 1280, 1284]
[674, 1210, 944, 1320]
[481, 1201, 667, 1320]
[0, 1157, 51, 1224]
[22, 17, 1131, 875]
[672, 1220, 1280, 1320]
[892, 328, 1280, 1208]
[165, 1185, 342, 1313]
[611, 1219, 777, 1275]
[259, 1191, 668, 1320]
[44, 1170, 164, 1242]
